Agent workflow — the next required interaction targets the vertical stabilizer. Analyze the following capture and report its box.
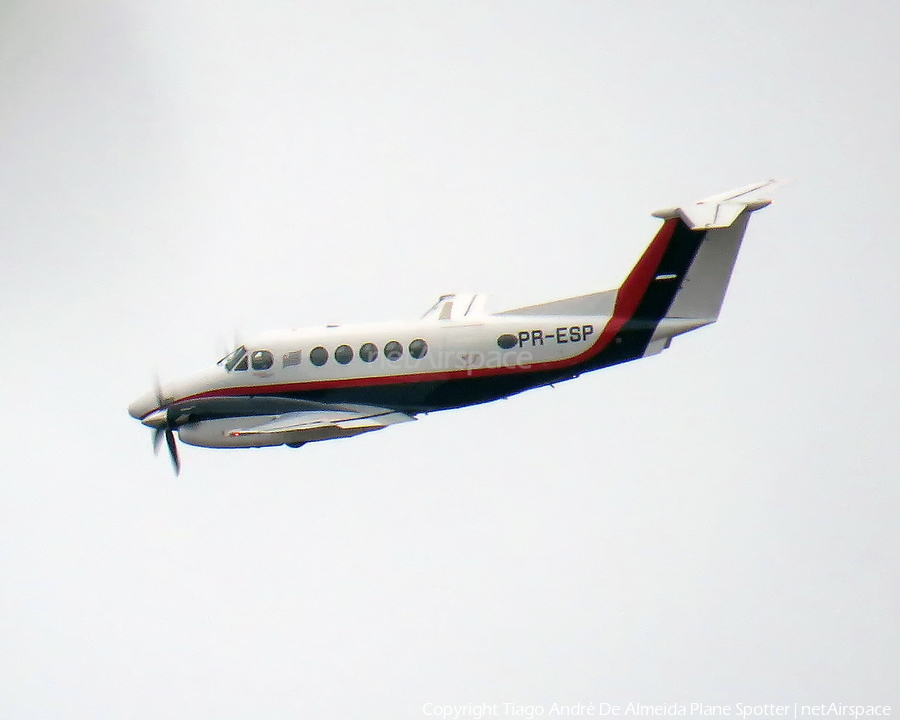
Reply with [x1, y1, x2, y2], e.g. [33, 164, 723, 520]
[648, 179, 782, 327]
[663, 209, 752, 323]
[624, 179, 784, 357]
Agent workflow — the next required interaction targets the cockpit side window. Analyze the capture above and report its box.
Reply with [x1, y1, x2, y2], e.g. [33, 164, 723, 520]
[222, 345, 248, 372]
[234, 355, 249, 371]
[251, 350, 274, 371]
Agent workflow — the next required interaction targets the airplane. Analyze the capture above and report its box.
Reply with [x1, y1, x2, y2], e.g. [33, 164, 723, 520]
[128, 180, 782, 474]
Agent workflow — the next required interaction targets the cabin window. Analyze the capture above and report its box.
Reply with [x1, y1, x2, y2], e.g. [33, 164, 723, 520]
[409, 339, 428, 359]
[497, 334, 517, 350]
[360, 342, 378, 362]
[283, 350, 302, 368]
[251, 350, 274, 371]
[334, 344, 353, 365]
[384, 341, 403, 361]
[310, 346, 329, 366]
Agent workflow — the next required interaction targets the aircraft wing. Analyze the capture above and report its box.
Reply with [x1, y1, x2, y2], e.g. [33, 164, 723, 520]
[226, 405, 415, 440]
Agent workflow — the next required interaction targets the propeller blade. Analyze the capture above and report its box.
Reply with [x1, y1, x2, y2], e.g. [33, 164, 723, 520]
[153, 375, 164, 408]
[153, 427, 165, 455]
[165, 428, 181, 476]
[149, 376, 183, 475]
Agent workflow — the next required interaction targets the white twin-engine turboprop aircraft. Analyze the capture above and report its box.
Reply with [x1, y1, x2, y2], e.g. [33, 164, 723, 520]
[129, 180, 782, 474]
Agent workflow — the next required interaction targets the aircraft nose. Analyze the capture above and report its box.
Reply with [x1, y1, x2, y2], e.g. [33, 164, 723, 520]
[128, 392, 158, 420]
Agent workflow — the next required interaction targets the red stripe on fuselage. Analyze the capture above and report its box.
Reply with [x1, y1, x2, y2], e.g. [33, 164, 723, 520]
[176, 220, 680, 405]
[615, 218, 679, 319]
[583, 217, 679, 355]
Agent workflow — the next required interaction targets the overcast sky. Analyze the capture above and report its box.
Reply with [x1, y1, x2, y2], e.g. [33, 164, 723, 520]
[1, 2, 898, 718]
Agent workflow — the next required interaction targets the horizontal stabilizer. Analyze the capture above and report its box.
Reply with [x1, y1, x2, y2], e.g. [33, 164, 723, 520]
[652, 178, 788, 229]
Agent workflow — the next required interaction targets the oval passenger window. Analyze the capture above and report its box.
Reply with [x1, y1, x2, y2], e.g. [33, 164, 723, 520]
[409, 339, 428, 359]
[497, 334, 518, 350]
[310, 346, 329, 366]
[360, 343, 378, 362]
[384, 341, 403, 361]
[334, 344, 353, 365]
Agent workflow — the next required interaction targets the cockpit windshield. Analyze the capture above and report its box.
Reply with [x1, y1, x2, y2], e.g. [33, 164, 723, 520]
[219, 345, 247, 371]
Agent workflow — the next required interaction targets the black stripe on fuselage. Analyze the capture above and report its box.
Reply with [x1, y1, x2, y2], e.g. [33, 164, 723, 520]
[580, 220, 707, 371]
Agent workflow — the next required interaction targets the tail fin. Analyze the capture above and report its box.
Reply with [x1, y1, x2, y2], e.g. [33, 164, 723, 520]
[494, 180, 784, 363]
[617, 179, 784, 357]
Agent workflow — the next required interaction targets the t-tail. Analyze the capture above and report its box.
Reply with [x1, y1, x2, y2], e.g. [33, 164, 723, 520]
[497, 179, 785, 366]
[632, 178, 785, 357]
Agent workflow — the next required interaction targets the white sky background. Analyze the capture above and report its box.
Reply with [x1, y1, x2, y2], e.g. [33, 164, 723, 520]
[1, 1, 898, 717]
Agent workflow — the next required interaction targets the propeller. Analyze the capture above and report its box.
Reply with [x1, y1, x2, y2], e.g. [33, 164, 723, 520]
[151, 378, 181, 476]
